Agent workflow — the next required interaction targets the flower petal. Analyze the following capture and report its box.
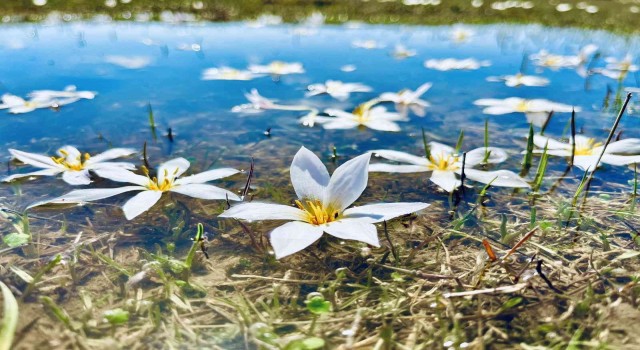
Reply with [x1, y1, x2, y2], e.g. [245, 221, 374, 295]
[9, 149, 59, 169]
[122, 190, 163, 220]
[604, 139, 640, 155]
[28, 186, 145, 209]
[343, 202, 430, 223]
[532, 135, 570, 151]
[94, 168, 149, 186]
[290, 146, 330, 201]
[463, 169, 530, 188]
[269, 221, 324, 259]
[601, 154, 640, 166]
[170, 183, 241, 201]
[429, 142, 456, 156]
[85, 148, 137, 165]
[573, 155, 601, 172]
[368, 163, 429, 173]
[324, 153, 371, 211]
[2, 168, 62, 182]
[324, 108, 356, 119]
[464, 147, 508, 167]
[158, 158, 191, 183]
[62, 170, 92, 185]
[175, 168, 240, 185]
[482, 106, 516, 115]
[525, 112, 551, 127]
[323, 220, 380, 247]
[218, 202, 307, 222]
[429, 170, 460, 192]
[371, 150, 427, 166]
[319, 118, 360, 130]
[363, 119, 401, 132]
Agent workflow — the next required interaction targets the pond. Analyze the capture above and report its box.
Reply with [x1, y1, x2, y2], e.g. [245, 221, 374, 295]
[1, 11, 640, 350]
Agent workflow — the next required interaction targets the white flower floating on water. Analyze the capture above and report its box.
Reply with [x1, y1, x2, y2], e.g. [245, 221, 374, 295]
[378, 82, 432, 117]
[595, 55, 639, 80]
[3, 146, 136, 185]
[201, 67, 264, 81]
[305, 80, 372, 101]
[424, 58, 490, 71]
[219, 147, 429, 259]
[486, 73, 550, 87]
[392, 44, 417, 59]
[474, 97, 579, 127]
[531, 135, 640, 172]
[233, 89, 319, 123]
[310, 101, 407, 131]
[1, 86, 96, 114]
[248, 61, 305, 76]
[529, 45, 597, 76]
[30, 158, 241, 220]
[450, 27, 474, 43]
[369, 143, 529, 192]
[352, 40, 385, 50]
[105, 55, 152, 69]
[0, 94, 55, 114]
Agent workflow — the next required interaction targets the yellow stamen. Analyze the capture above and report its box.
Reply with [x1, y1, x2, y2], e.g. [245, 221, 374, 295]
[574, 138, 603, 156]
[50, 149, 87, 171]
[295, 199, 339, 225]
[426, 152, 460, 171]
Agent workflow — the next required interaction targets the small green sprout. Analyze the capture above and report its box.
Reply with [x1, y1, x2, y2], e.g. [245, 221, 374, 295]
[103, 308, 129, 325]
[305, 293, 331, 315]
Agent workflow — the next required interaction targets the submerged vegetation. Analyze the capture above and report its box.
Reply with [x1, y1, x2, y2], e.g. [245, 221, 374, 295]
[1, 2, 640, 350]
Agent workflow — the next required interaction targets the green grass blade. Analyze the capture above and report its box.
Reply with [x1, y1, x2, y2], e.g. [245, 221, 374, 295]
[0, 282, 18, 350]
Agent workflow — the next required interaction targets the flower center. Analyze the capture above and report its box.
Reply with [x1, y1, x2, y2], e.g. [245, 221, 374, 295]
[143, 167, 177, 192]
[574, 138, 603, 156]
[352, 105, 370, 124]
[221, 69, 241, 79]
[295, 199, 339, 225]
[271, 61, 286, 74]
[515, 100, 531, 112]
[427, 153, 460, 171]
[51, 149, 89, 171]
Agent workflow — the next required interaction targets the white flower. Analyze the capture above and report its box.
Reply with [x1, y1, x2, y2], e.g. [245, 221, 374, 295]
[530, 45, 597, 76]
[28, 85, 96, 106]
[231, 89, 278, 113]
[378, 82, 432, 117]
[531, 135, 640, 172]
[424, 58, 490, 71]
[311, 102, 408, 132]
[596, 55, 639, 80]
[306, 80, 372, 101]
[486, 73, 550, 87]
[450, 27, 474, 43]
[219, 147, 429, 259]
[340, 65, 357, 72]
[201, 67, 264, 81]
[352, 40, 385, 50]
[369, 143, 529, 192]
[105, 55, 152, 69]
[0, 94, 54, 114]
[3, 146, 136, 185]
[474, 97, 579, 127]
[30, 158, 241, 220]
[392, 44, 416, 59]
[248, 61, 305, 75]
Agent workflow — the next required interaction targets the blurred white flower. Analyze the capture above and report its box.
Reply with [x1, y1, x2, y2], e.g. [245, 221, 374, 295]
[352, 40, 385, 49]
[105, 55, 152, 69]
[378, 82, 432, 117]
[201, 67, 264, 81]
[392, 44, 417, 59]
[424, 58, 490, 71]
[0, 94, 54, 114]
[248, 61, 305, 75]
[311, 102, 407, 131]
[474, 97, 578, 126]
[306, 80, 372, 101]
[486, 73, 550, 87]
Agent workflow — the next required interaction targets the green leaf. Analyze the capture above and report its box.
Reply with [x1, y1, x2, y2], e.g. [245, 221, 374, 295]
[305, 295, 331, 315]
[3, 232, 29, 248]
[500, 297, 523, 311]
[103, 308, 129, 325]
[301, 337, 325, 349]
[0, 282, 18, 350]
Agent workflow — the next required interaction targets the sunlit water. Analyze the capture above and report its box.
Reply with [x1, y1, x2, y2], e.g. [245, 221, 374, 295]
[1, 21, 639, 214]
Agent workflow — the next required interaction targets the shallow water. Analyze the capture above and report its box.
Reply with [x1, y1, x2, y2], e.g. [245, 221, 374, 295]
[1, 21, 639, 211]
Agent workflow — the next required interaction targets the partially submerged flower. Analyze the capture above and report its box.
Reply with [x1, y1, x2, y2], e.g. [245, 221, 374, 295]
[369, 143, 529, 192]
[378, 82, 432, 117]
[0, 93, 53, 114]
[529, 45, 597, 76]
[231, 89, 278, 113]
[312, 101, 408, 131]
[450, 27, 474, 43]
[595, 54, 639, 80]
[248, 61, 305, 75]
[305, 80, 372, 101]
[28, 85, 96, 105]
[391, 44, 417, 59]
[3, 146, 136, 185]
[486, 73, 550, 87]
[474, 97, 579, 126]
[29, 158, 241, 220]
[219, 147, 429, 259]
[201, 67, 264, 81]
[530, 135, 640, 172]
[424, 58, 490, 71]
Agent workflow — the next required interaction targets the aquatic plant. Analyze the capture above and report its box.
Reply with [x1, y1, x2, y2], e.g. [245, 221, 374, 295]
[219, 147, 429, 258]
